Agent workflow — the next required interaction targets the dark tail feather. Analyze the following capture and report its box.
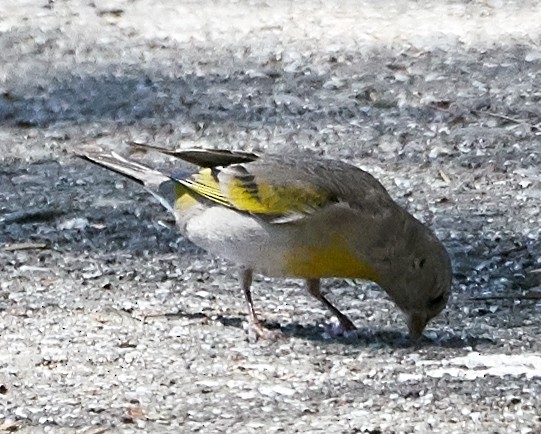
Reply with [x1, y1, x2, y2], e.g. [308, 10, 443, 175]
[76, 150, 170, 188]
[76, 149, 176, 213]
[128, 142, 259, 168]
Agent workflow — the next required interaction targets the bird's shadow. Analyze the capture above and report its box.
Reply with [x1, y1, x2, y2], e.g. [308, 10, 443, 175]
[163, 311, 492, 350]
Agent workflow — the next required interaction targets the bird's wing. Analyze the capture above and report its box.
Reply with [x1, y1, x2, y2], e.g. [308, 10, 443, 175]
[172, 158, 337, 222]
[109, 144, 394, 223]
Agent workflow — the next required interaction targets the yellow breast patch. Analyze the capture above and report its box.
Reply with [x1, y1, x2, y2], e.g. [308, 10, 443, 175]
[284, 234, 380, 281]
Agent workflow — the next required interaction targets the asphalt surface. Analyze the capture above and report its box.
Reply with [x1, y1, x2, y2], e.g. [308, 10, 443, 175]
[1, 1, 541, 433]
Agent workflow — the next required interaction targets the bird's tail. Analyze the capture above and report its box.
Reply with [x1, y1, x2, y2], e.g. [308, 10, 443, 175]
[127, 141, 259, 168]
[77, 149, 170, 187]
[77, 149, 177, 213]
[77, 143, 259, 214]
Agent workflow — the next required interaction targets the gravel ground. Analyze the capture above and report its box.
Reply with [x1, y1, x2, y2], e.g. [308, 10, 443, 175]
[1, 1, 541, 432]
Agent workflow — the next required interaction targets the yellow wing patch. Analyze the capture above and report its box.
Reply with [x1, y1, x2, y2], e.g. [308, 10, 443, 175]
[175, 166, 330, 217]
[177, 168, 230, 207]
[173, 183, 200, 211]
[226, 179, 329, 215]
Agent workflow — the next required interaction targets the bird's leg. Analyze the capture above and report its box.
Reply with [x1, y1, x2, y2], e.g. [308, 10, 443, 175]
[240, 268, 258, 324]
[240, 268, 281, 341]
[306, 278, 357, 334]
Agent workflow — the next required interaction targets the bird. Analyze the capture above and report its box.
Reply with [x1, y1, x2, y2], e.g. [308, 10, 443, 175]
[78, 143, 452, 341]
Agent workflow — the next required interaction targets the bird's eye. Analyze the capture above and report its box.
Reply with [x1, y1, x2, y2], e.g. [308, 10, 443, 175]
[428, 294, 445, 308]
[413, 258, 426, 269]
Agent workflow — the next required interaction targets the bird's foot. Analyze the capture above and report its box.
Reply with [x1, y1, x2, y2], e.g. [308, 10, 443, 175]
[321, 321, 358, 340]
[244, 321, 284, 343]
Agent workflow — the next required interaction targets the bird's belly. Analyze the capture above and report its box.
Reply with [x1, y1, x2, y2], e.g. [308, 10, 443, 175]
[180, 205, 292, 276]
[179, 204, 379, 281]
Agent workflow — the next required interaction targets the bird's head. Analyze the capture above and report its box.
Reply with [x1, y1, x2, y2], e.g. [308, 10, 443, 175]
[377, 224, 452, 341]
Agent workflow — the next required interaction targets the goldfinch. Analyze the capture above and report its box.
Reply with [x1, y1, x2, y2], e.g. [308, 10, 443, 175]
[79, 144, 451, 341]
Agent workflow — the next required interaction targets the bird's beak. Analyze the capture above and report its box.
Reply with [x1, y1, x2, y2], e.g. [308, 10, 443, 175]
[407, 313, 428, 341]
